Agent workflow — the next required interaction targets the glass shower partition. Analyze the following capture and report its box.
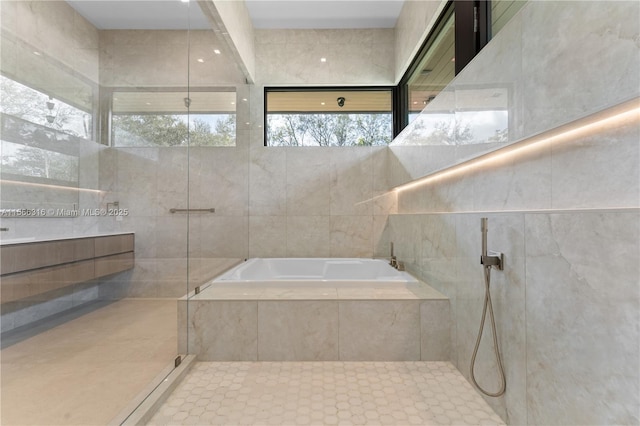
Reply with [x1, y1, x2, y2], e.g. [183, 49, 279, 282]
[0, 1, 194, 424]
[183, 1, 252, 358]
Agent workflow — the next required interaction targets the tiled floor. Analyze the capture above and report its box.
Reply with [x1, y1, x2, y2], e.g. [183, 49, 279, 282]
[1, 298, 177, 425]
[148, 361, 505, 426]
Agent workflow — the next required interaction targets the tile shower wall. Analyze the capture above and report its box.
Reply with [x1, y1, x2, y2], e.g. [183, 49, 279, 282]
[247, 146, 393, 259]
[96, 28, 249, 298]
[254, 29, 395, 85]
[388, 2, 639, 425]
[97, 27, 397, 298]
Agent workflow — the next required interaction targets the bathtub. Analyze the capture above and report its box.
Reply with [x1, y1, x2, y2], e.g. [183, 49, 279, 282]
[184, 258, 451, 362]
[210, 258, 418, 288]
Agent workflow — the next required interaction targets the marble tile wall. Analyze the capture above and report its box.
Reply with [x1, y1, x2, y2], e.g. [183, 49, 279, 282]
[182, 297, 450, 362]
[387, 1, 640, 424]
[99, 29, 245, 87]
[97, 142, 393, 297]
[207, 0, 256, 81]
[1, 0, 100, 83]
[93, 25, 402, 298]
[254, 29, 395, 85]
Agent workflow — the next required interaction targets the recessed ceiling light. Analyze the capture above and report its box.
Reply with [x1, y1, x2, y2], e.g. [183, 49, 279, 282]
[242, 98, 247, 102]
[246, 122, 250, 125]
[197, 58, 204, 63]
[321, 102, 325, 105]
[146, 102, 151, 105]
[214, 49, 221, 55]
[413, 101, 417, 105]
[180, 0, 189, 3]
[231, 101, 235, 105]
[33, 51, 41, 56]
[320, 57, 327, 62]
[451, 57, 456, 62]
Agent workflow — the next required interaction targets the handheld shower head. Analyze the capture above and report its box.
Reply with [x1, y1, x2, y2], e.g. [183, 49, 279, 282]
[481, 217, 488, 256]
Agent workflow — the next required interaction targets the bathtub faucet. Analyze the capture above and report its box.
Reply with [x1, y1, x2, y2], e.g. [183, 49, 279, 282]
[389, 242, 398, 268]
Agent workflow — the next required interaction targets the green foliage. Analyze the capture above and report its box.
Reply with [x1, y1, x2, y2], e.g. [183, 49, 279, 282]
[267, 113, 392, 147]
[1, 144, 78, 182]
[112, 114, 236, 147]
[1, 75, 91, 139]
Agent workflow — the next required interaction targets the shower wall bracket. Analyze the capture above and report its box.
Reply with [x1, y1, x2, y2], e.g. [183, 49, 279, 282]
[481, 251, 504, 271]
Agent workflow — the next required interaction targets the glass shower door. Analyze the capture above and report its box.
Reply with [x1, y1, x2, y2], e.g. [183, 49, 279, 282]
[0, 1, 191, 424]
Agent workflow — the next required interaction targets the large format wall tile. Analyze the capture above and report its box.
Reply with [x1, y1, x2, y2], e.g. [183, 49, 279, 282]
[286, 216, 330, 257]
[249, 216, 287, 258]
[255, 29, 394, 85]
[330, 147, 374, 216]
[249, 148, 287, 216]
[420, 300, 451, 361]
[188, 301, 258, 361]
[329, 216, 373, 258]
[551, 120, 640, 209]
[286, 148, 331, 216]
[521, 1, 640, 138]
[257, 301, 339, 361]
[338, 300, 421, 361]
[524, 212, 639, 425]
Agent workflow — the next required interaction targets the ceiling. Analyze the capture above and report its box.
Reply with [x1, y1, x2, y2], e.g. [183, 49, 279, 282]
[66, 1, 211, 30]
[66, 0, 404, 30]
[245, 1, 404, 29]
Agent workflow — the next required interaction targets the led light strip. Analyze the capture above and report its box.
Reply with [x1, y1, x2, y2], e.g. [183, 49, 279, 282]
[0, 180, 104, 194]
[393, 98, 640, 193]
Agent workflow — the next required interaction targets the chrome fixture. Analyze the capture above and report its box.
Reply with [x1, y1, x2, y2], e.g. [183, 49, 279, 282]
[388, 243, 405, 270]
[470, 217, 506, 397]
[169, 208, 215, 214]
[480, 218, 503, 270]
[45, 96, 56, 124]
[389, 242, 398, 269]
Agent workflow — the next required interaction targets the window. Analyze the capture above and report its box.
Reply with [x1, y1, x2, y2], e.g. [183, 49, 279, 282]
[405, 8, 455, 126]
[111, 89, 236, 147]
[0, 74, 88, 186]
[0, 74, 92, 139]
[265, 88, 393, 147]
[400, 1, 518, 133]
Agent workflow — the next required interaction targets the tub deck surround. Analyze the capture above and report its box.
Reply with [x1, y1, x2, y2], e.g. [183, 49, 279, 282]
[179, 258, 451, 362]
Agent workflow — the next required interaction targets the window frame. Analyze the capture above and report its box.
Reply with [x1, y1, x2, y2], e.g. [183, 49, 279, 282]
[107, 86, 237, 147]
[397, 0, 495, 135]
[263, 86, 398, 147]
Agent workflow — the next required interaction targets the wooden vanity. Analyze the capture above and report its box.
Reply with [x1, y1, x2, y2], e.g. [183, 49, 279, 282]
[0, 233, 134, 304]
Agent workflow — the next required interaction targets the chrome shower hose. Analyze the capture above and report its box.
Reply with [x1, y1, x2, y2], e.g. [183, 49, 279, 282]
[470, 265, 506, 397]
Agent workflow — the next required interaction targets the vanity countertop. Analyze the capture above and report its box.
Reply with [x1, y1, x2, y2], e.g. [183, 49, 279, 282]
[0, 232, 134, 246]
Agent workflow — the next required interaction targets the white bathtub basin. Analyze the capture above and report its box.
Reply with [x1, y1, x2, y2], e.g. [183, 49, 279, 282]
[210, 258, 418, 288]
